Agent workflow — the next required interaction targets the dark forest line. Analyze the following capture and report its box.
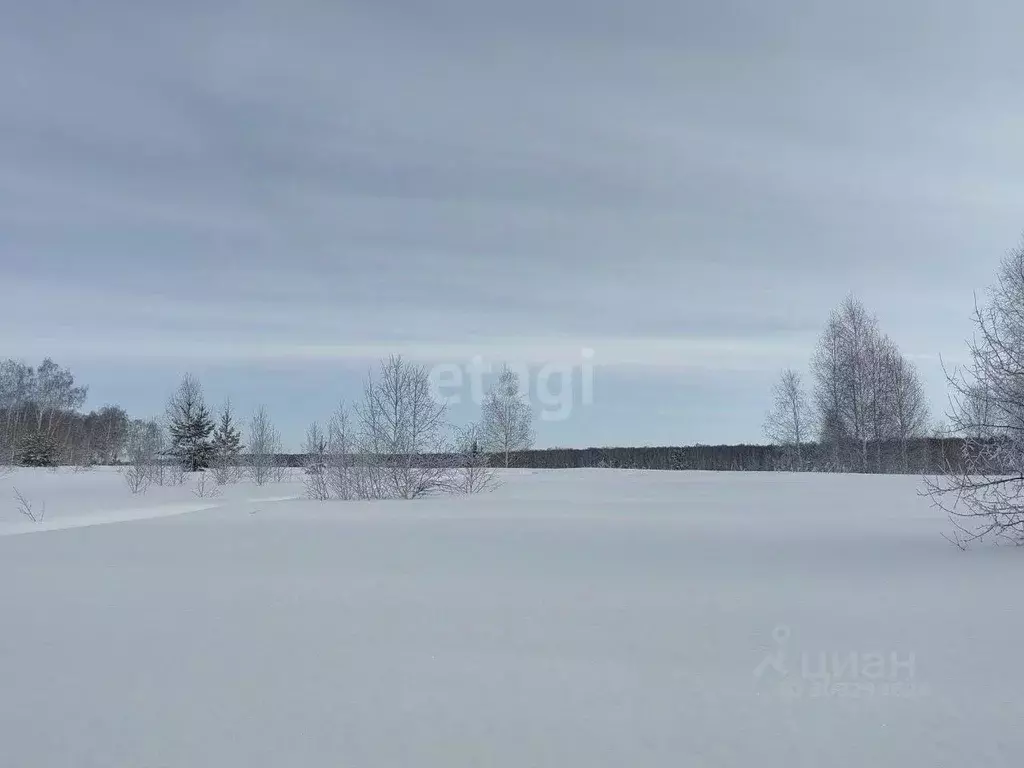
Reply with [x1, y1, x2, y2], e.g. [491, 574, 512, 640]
[278, 437, 965, 474]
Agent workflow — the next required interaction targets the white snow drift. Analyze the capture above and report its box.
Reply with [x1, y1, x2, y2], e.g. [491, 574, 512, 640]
[0, 468, 1021, 767]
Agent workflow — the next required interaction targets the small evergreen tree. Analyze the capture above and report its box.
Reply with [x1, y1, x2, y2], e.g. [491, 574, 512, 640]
[17, 432, 60, 467]
[166, 374, 215, 472]
[211, 399, 244, 473]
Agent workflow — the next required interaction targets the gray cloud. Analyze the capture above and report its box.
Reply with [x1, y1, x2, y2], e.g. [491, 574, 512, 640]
[1, 0, 1022, 444]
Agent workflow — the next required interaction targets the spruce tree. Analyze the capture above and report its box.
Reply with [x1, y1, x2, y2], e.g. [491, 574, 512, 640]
[166, 374, 215, 472]
[211, 400, 244, 470]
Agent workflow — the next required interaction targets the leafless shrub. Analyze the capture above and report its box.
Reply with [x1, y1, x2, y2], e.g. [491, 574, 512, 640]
[448, 423, 499, 495]
[124, 461, 150, 495]
[13, 487, 45, 523]
[302, 422, 331, 501]
[142, 419, 170, 487]
[149, 460, 167, 487]
[192, 472, 221, 499]
[70, 438, 96, 472]
[123, 419, 162, 495]
[326, 403, 365, 500]
[211, 457, 234, 486]
[168, 461, 187, 487]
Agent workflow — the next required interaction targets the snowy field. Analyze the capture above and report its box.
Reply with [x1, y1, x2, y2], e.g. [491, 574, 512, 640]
[1, 467, 1022, 767]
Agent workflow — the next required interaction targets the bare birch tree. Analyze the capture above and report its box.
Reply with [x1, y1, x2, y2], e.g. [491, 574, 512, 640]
[811, 295, 929, 472]
[811, 310, 851, 469]
[247, 406, 279, 486]
[763, 368, 809, 470]
[0, 360, 30, 466]
[449, 422, 498, 494]
[481, 365, 534, 468]
[926, 241, 1024, 545]
[839, 296, 881, 470]
[327, 402, 360, 500]
[356, 355, 451, 499]
[884, 347, 930, 471]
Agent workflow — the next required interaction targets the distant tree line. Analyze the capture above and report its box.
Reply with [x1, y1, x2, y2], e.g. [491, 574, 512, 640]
[384, 437, 962, 474]
[0, 354, 538, 503]
[0, 286, 1003, 492]
[0, 349, 953, 480]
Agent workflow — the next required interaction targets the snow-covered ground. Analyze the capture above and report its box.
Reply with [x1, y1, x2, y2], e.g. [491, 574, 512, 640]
[0, 467, 1021, 766]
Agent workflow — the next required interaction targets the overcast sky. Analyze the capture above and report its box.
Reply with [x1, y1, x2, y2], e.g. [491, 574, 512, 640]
[2, 0, 1022, 448]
